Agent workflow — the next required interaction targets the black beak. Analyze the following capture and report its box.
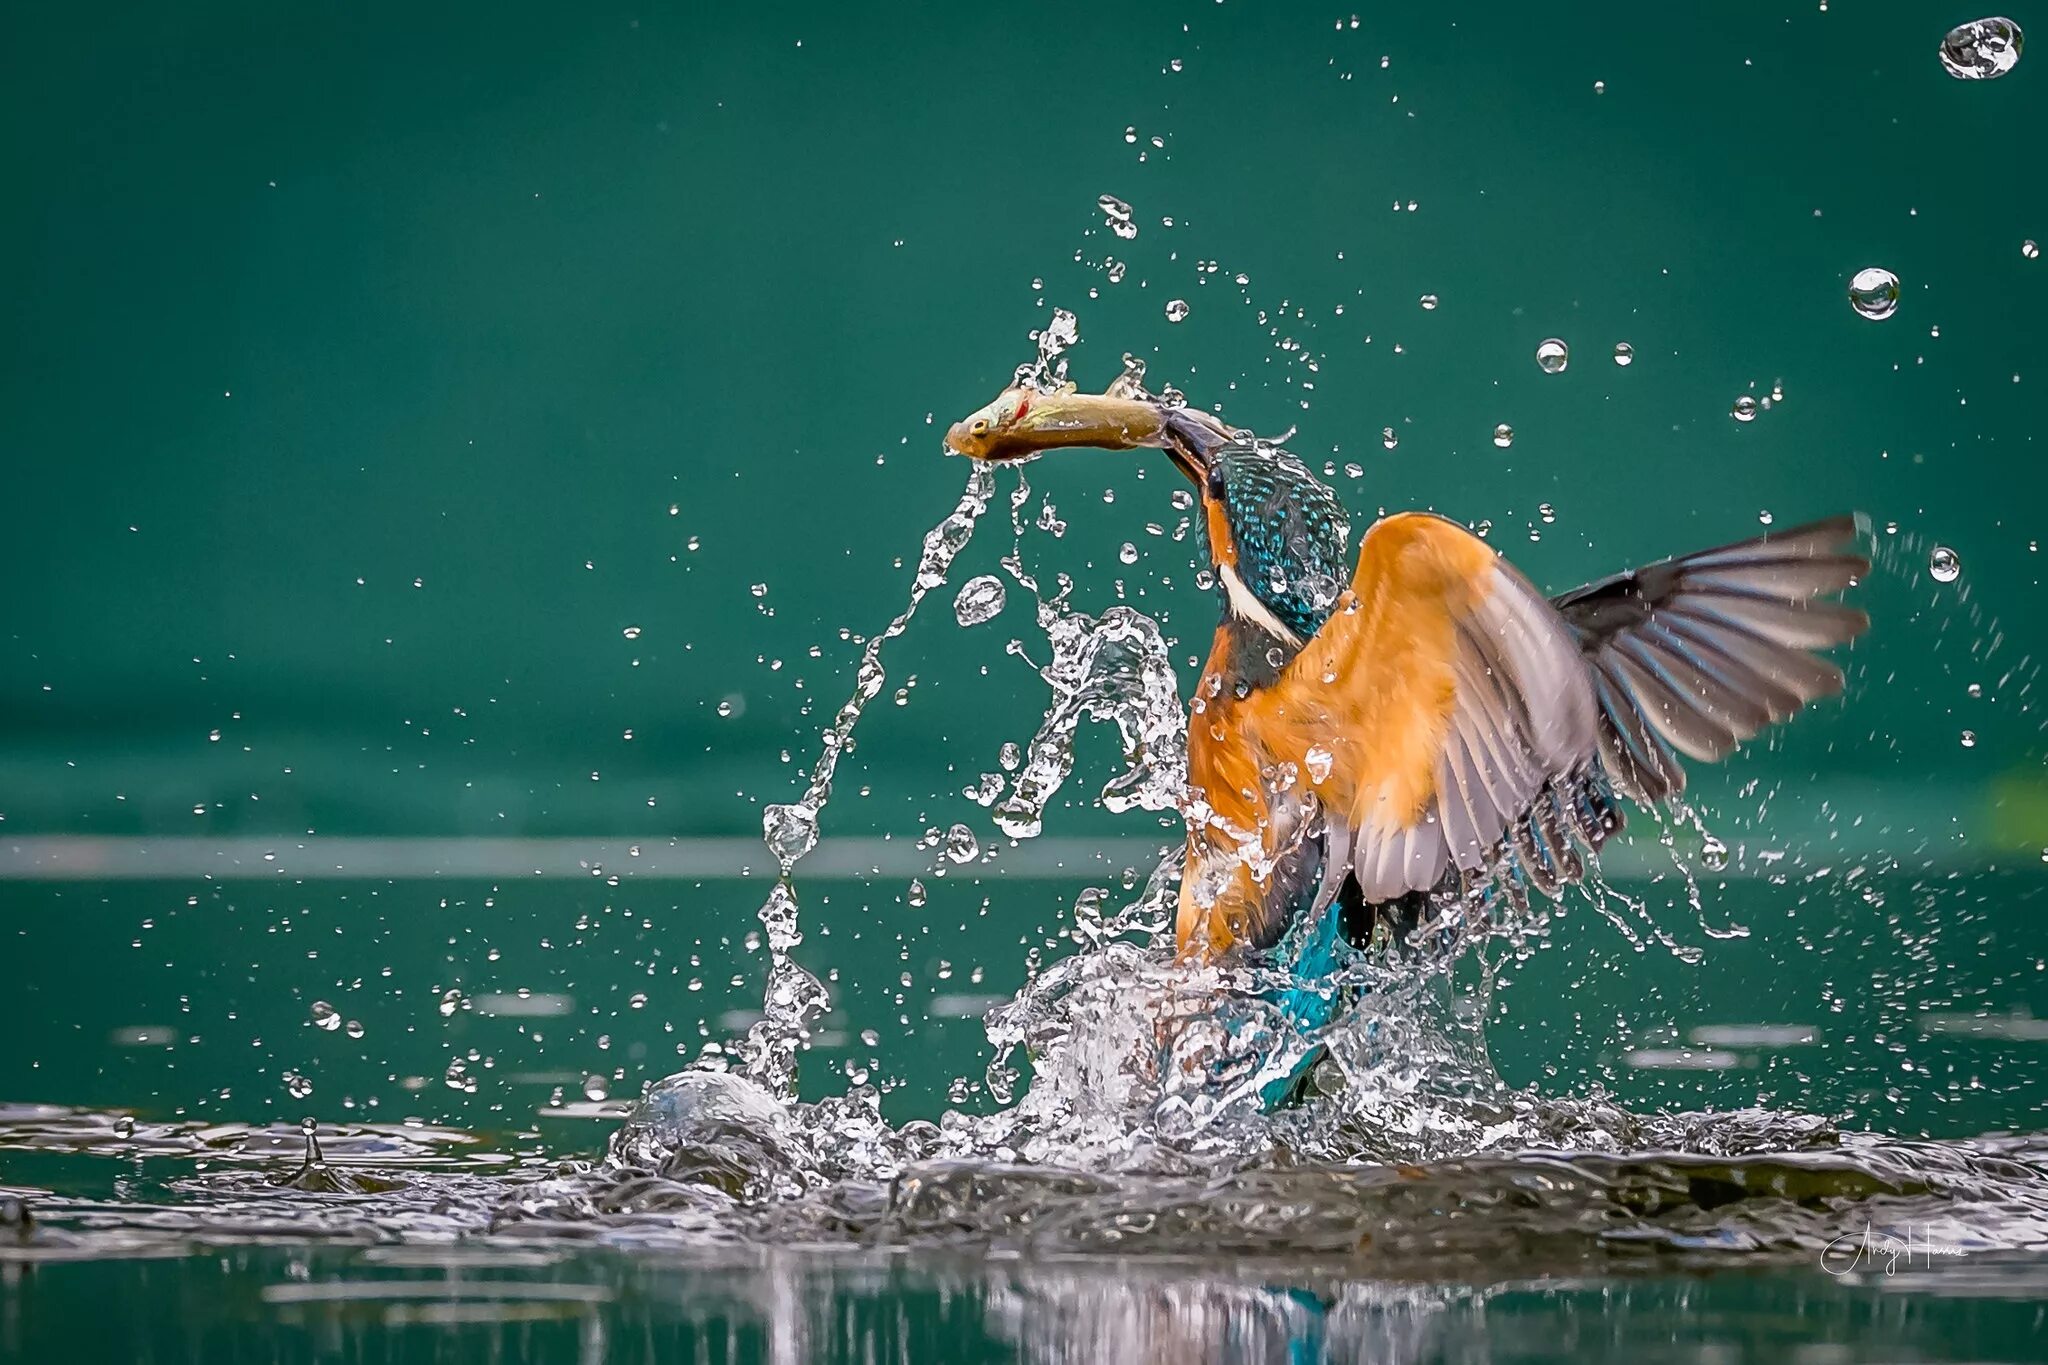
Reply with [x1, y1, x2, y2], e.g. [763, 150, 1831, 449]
[1159, 408, 1232, 485]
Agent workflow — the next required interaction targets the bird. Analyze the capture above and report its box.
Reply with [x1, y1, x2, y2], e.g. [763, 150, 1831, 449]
[946, 378, 1867, 1104]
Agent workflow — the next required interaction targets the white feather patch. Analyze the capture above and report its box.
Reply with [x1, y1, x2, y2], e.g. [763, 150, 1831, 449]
[1219, 564, 1303, 646]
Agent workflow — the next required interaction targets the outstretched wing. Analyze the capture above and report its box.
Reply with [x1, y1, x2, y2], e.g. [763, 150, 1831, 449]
[1261, 514, 1606, 902]
[1252, 513, 1866, 906]
[1550, 515, 1869, 804]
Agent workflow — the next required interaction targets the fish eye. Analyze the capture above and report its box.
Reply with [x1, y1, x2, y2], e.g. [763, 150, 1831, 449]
[971, 419, 989, 437]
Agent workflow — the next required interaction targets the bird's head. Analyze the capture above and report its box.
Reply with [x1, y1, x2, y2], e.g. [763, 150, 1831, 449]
[946, 379, 1350, 645]
[1195, 444, 1352, 648]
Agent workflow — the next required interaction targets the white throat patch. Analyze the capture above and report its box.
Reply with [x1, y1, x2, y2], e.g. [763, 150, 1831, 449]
[1219, 563, 1303, 647]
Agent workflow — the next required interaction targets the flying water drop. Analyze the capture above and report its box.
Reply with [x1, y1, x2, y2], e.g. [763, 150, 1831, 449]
[1732, 396, 1759, 422]
[1535, 339, 1569, 374]
[310, 1001, 341, 1032]
[954, 574, 1006, 627]
[2026, 240, 2041, 260]
[1304, 744, 1334, 784]
[1164, 299, 1190, 323]
[1848, 267, 1900, 321]
[1491, 424, 1514, 448]
[1930, 545, 1962, 582]
[1381, 427, 1398, 450]
[1939, 17, 2023, 79]
[1419, 294, 1439, 311]
[1098, 194, 1138, 240]
[944, 824, 981, 865]
[1613, 342, 1635, 366]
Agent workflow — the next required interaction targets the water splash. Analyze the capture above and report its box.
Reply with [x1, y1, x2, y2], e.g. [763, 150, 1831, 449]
[993, 604, 1188, 839]
[744, 463, 997, 1095]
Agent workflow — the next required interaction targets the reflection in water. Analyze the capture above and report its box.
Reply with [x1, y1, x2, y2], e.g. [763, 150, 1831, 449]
[9, 1241, 2048, 1365]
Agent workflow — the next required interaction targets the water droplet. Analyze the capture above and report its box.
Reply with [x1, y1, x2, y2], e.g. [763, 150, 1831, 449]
[1613, 342, 1635, 366]
[1492, 423, 1514, 448]
[1535, 338, 1569, 373]
[998, 742, 1022, 771]
[1961, 729, 1979, 748]
[1118, 542, 1140, 564]
[301, 1115, 318, 1138]
[2026, 240, 2041, 259]
[1940, 17, 2023, 80]
[438, 988, 464, 1018]
[582, 1075, 609, 1102]
[1381, 427, 1399, 450]
[1929, 545, 1962, 582]
[1731, 396, 1759, 422]
[344, 1019, 364, 1040]
[952, 574, 1006, 628]
[762, 802, 819, 868]
[1164, 299, 1190, 322]
[1848, 267, 1900, 320]
[1700, 835, 1729, 871]
[1419, 293, 1439, 310]
[943, 823, 980, 865]
[621, 625, 642, 640]
[1098, 194, 1138, 240]
[309, 1001, 341, 1032]
[1304, 744, 1334, 784]
[906, 878, 927, 908]
[284, 1070, 313, 1100]
[716, 699, 735, 717]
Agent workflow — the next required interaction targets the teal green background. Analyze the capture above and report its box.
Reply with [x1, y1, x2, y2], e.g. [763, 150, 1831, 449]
[2, 1, 2045, 1136]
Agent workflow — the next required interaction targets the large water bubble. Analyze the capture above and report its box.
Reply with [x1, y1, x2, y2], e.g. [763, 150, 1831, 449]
[1940, 17, 2024, 79]
[1848, 268, 1900, 320]
[1535, 339, 1569, 374]
[953, 574, 1006, 627]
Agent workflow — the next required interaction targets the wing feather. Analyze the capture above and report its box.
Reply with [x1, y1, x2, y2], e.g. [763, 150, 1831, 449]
[1176, 512, 1867, 948]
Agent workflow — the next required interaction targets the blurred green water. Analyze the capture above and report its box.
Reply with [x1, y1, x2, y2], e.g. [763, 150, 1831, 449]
[1, 0, 2046, 1224]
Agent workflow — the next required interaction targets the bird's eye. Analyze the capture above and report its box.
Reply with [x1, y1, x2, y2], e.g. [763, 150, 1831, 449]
[971, 419, 989, 436]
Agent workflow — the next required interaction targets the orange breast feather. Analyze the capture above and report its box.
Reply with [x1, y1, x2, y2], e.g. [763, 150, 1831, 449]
[1177, 627, 1271, 959]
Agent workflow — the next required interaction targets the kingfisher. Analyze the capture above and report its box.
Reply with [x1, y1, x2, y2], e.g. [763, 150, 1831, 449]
[945, 376, 1867, 1106]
